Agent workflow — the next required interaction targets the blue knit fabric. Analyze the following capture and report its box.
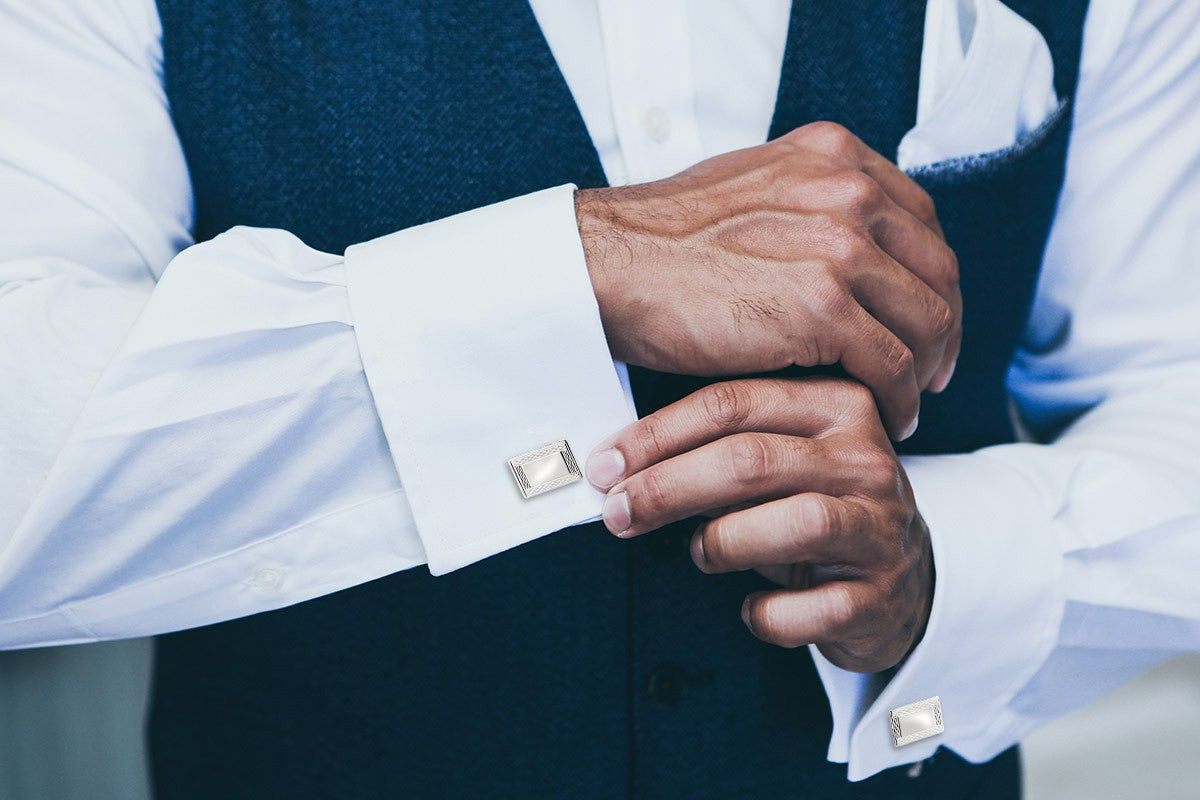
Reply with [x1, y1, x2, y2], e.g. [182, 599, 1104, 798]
[150, 1, 1089, 797]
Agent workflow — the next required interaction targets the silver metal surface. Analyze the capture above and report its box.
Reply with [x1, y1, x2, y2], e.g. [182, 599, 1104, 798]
[890, 696, 944, 747]
[508, 439, 582, 498]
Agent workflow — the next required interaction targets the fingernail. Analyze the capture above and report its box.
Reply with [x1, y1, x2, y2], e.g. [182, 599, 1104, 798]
[901, 413, 919, 441]
[741, 596, 754, 633]
[690, 528, 708, 571]
[586, 447, 625, 489]
[602, 490, 631, 536]
[932, 358, 957, 393]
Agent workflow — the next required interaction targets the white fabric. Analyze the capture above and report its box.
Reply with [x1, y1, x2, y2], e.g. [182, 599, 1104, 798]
[900, 0, 1061, 168]
[0, 0, 1198, 783]
[345, 187, 635, 574]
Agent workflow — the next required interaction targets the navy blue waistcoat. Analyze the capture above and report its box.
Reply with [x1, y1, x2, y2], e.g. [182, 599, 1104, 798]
[150, 2, 1089, 797]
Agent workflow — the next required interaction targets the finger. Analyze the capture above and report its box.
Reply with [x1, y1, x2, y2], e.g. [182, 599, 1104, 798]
[607, 434, 858, 538]
[585, 378, 844, 490]
[870, 201, 960, 313]
[692, 493, 875, 573]
[851, 151, 961, 392]
[855, 145, 944, 239]
[846, 245, 955, 391]
[832, 304, 921, 440]
[797, 122, 941, 238]
[868, 205, 961, 391]
[927, 323, 960, 393]
[742, 580, 875, 649]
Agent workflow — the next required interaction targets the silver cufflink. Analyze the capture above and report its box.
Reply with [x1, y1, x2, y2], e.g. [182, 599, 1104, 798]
[890, 696, 944, 747]
[508, 439, 582, 498]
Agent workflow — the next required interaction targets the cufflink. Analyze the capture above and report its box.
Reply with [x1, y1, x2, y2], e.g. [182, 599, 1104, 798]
[890, 696, 944, 747]
[508, 439, 582, 498]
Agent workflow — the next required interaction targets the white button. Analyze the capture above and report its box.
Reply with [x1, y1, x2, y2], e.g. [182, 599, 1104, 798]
[642, 106, 671, 143]
[251, 566, 284, 593]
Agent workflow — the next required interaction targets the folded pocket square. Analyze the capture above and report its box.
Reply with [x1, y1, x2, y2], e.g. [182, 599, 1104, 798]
[898, 0, 1060, 171]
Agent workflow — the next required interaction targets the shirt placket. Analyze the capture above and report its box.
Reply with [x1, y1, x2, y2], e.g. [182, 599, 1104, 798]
[597, 0, 706, 185]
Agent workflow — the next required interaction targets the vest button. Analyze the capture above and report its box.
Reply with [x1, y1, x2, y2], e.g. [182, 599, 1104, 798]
[647, 662, 688, 707]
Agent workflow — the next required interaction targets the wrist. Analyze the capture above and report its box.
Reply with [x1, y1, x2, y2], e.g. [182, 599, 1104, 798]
[574, 187, 632, 361]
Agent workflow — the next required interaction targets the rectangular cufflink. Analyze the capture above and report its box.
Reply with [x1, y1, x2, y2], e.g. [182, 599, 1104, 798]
[890, 696, 944, 747]
[508, 439, 582, 499]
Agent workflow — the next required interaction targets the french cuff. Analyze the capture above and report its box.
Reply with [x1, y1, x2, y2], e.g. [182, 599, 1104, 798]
[345, 185, 635, 575]
[810, 449, 1068, 781]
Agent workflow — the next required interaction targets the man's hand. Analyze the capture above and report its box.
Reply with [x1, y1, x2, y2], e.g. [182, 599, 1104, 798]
[577, 121, 960, 440]
[584, 377, 934, 673]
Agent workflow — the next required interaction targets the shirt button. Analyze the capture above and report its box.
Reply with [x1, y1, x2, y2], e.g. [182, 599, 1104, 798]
[647, 662, 688, 707]
[252, 566, 284, 593]
[642, 106, 671, 143]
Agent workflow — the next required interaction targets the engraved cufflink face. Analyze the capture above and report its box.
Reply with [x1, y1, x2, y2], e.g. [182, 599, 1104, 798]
[508, 439, 582, 498]
[890, 696, 944, 747]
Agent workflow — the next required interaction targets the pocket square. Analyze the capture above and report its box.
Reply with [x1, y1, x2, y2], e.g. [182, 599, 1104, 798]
[898, 0, 1060, 170]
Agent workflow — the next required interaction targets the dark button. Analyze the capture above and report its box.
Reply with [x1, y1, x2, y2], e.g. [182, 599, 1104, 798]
[647, 663, 716, 707]
[645, 663, 715, 707]
[647, 662, 688, 707]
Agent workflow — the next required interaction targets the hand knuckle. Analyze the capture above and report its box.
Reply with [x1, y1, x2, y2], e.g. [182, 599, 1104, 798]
[926, 245, 961, 304]
[632, 416, 670, 461]
[833, 378, 876, 414]
[804, 120, 856, 156]
[941, 246, 960, 291]
[635, 467, 673, 517]
[883, 516, 912, 555]
[702, 381, 752, 432]
[823, 224, 871, 265]
[928, 296, 955, 342]
[808, 274, 852, 320]
[729, 432, 777, 486]
[851, 447, 898, 493]
[883, 343, 915, 384]
[838, 170, 883, 216]
[860, 445, 898, 478]
[914, 187, 939, 223]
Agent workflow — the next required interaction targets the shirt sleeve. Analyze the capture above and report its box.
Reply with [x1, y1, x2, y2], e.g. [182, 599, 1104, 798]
[811, 0, 1200, 780]
[345, 187, 636, 575]
[0, 0, 633, 649]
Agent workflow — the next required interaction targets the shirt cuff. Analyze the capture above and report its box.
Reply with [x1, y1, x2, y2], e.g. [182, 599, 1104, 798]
[810, 449, 1068, 781]
[344, 185, 635, 575]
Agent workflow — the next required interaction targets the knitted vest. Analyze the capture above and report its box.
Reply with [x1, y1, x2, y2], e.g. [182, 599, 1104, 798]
[150, 2, 1089, 796]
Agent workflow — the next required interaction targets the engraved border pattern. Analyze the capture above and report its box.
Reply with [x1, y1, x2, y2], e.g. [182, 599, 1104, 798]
[889, 696, 944, 747]
[508, 440, 582, 498]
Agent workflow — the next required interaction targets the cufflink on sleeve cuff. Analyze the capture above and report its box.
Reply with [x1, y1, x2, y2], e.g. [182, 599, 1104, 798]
[890, 696, 944, 747]
[509, 439, 582, 498]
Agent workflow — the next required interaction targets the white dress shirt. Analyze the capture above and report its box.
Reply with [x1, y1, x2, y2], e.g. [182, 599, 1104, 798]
[1, 0, 1198, 782]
